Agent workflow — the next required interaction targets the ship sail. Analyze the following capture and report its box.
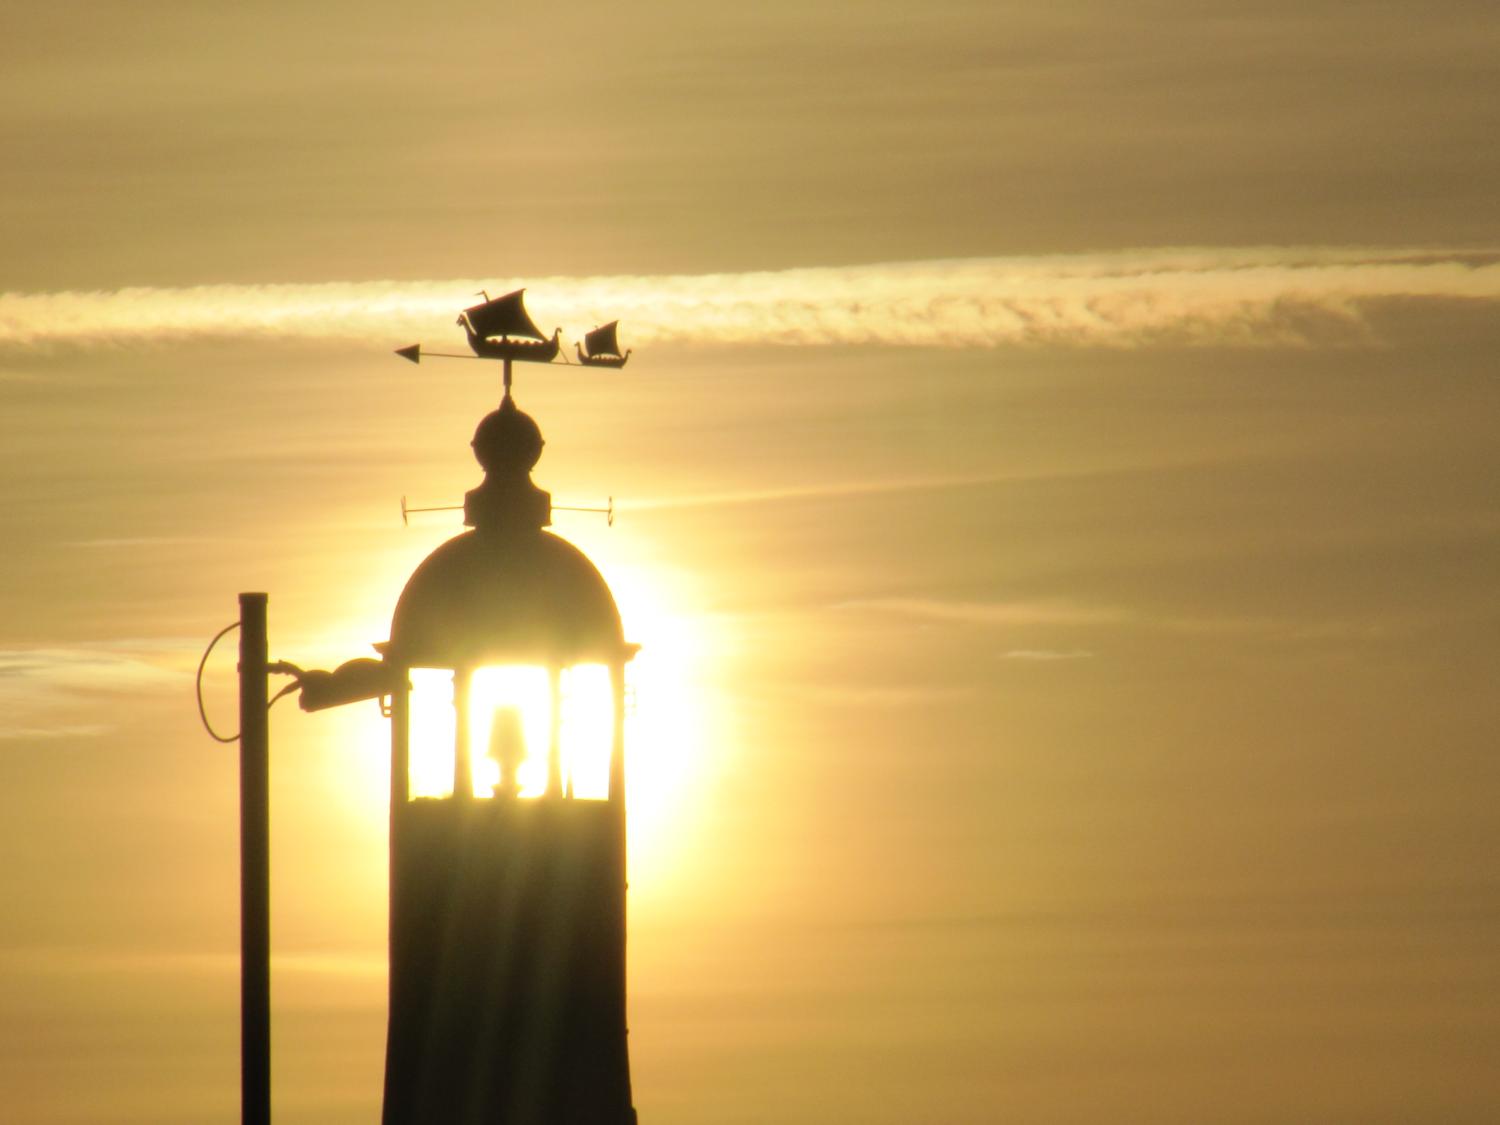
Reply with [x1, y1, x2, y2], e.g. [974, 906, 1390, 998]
[461, 289, 546, 341]
[582, 322, 623, 359]
[576, 320, 630, 367]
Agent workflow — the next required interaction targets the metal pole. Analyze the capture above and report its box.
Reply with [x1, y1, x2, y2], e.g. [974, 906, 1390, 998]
[238, 592, 271, 1125]
[453, 669, 472, 801]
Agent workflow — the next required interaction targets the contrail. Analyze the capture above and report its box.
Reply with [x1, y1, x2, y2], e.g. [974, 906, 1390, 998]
[2, 247, 1497, 351]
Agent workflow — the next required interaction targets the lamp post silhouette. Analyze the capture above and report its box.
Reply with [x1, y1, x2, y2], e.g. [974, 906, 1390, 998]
[227, 381, 640, 1124]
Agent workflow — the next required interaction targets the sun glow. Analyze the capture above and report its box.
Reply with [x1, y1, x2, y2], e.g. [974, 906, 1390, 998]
[604, 558, 710, 882]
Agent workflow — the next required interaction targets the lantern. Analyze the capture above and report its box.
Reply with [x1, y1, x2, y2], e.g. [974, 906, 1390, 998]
[378, 395, 639, 1125]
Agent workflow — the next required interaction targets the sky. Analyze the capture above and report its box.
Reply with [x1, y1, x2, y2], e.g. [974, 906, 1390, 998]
[2, 2, 1499, 1122]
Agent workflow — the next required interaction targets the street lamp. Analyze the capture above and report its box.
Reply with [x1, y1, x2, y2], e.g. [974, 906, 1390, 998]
[375, 393, 638, 1124]
[225, 386, 640, 1124]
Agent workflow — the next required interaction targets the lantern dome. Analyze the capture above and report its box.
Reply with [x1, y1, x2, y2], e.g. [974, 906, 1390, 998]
[387, 394, 627, 668]
[389, 529, 625, 668]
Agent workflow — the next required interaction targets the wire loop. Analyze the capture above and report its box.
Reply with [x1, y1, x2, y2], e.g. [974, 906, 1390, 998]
[196, 621, 241, 743]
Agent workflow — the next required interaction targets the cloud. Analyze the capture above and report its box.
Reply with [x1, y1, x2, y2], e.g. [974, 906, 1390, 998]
[0, 644, 187, 741]
[0, 725, 112, 742]
[840, 597, 1128, 628]
[66, 537, 220, 549]
[0, 947, 383, 979]
[838, 596, 1470, 647]
[1002, 649, 1095, 661]
[624, 473, 1011, 513]
[0, 645, 186, 692]
[780, 683, 976, 707]
[2, 247, 1497, 352]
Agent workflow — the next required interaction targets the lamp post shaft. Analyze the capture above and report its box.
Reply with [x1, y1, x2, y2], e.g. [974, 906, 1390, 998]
[238, 592, 271, 1125]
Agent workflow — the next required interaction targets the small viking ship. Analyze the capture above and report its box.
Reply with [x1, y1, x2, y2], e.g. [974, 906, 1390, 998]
[458, 289, 561, 363]
[575, 321, 631, 369]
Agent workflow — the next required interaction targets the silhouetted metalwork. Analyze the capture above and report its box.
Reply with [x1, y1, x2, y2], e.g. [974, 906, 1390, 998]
[294, 657, 399, 712]
[237, 594, 270, 1125]
[394, 291, 633, 390]
[403, 493, 615, 527]
[395, 342, 494, 365]
[240, 398, 637, 1124]
[576, 322, 631, 368]
[217, 288, 643, 1124]
[459, 289, 562, 365]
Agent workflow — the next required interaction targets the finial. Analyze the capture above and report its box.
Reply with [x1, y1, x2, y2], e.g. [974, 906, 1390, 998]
[471, 395, 544, 475]
[463, 397, 552, 533]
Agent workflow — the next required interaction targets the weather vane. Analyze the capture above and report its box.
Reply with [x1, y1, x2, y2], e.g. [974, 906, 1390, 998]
[395, 288, 627, 526]
[395, 287, 631, 401]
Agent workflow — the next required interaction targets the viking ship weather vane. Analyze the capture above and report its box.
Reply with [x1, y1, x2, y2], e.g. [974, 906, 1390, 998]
[394, 287, 627, 527]
[395, 288, 631, 402]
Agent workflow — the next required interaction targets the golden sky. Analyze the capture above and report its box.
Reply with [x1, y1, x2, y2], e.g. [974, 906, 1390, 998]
[2, 2, 1499, 1122]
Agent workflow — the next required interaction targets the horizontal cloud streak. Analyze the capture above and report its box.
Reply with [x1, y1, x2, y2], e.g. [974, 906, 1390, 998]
[0, 646, 186, 691]
[0, 644, 188, 741]
[1002, 649, 1096, 662]
[842, 597, 1128, 627]
[2, 247, 1498, 351]
[623, 473, 1010, 513]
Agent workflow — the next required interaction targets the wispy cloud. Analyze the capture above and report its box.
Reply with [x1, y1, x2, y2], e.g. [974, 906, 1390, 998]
[0, 724, 112, 742]
[0, 645, 186, 691]
[778, 683, 976, 708]
[624, 473, 1010, 513]
[839, 595, 1479, 647]
[0, 644, 187, 741]
[1002, 649, 1095, 661]
[66, 537, 220, 549]
[0, 947, 384, 978]
[2, 247, 1496, 352]
[840, 597, 1128, 628]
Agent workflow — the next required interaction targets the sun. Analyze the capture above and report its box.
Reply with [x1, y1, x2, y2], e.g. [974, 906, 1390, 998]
[606, 558, 709, 881]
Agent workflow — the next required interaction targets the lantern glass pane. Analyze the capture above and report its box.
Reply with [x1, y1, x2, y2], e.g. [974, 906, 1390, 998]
[560, 664, 613, 800]
[405, 664, 615, 802]
[407, 668, 455, 799]
[469, 666, 551, 799]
